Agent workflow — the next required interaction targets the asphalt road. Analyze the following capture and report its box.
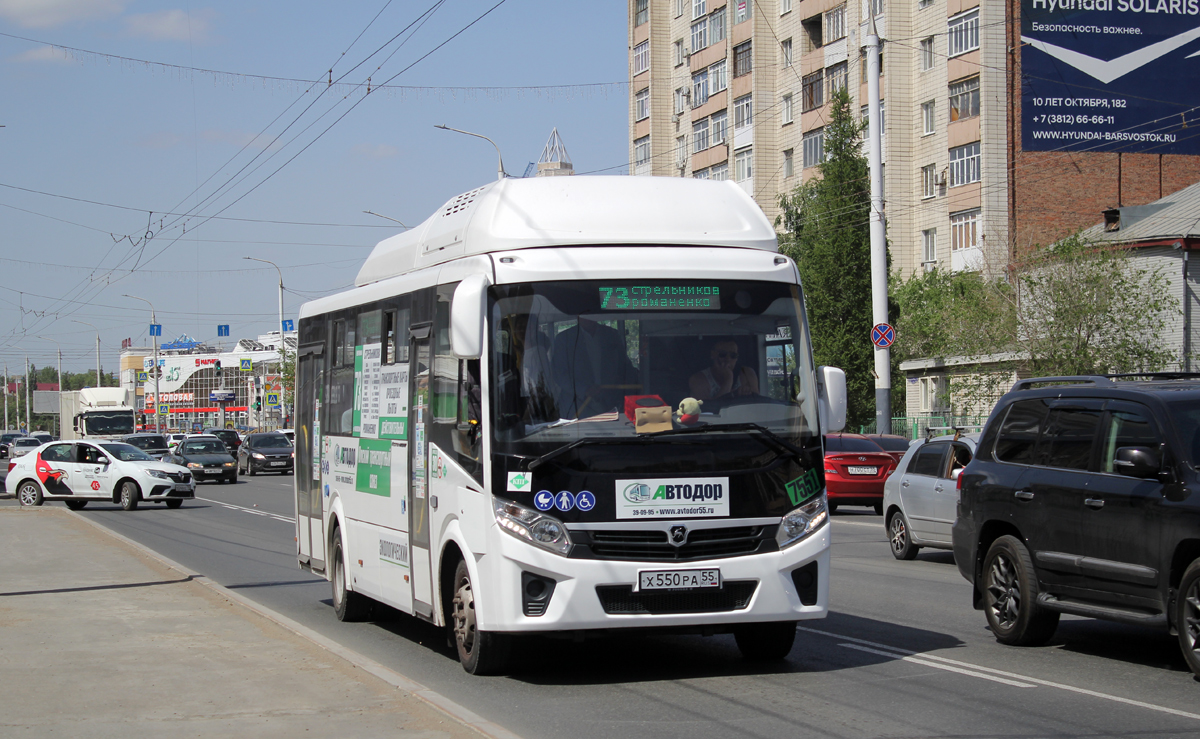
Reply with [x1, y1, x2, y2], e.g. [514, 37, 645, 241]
[7, 473, 1200, 738]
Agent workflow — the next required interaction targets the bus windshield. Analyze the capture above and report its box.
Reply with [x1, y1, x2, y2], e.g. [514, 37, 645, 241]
[490, 279, 819, 459]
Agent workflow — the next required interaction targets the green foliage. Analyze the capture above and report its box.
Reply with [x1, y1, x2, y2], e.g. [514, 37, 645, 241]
[777, 88, 876, 427]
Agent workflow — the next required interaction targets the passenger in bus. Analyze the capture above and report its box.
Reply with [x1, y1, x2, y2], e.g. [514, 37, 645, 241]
[497, 312, 556, 424]
[551, 318, 636, 418]
[688, 339, 759, 401]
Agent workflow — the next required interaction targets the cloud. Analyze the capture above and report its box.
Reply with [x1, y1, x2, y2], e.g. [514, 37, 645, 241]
[10, 45, 72, 63]
[351, 143, 400, 160]
[123, 8, 214, 43]
[0, 0, 126, 28]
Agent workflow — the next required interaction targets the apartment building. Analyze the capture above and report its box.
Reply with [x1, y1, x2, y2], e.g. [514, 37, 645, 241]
[628, 0, 1200, 278]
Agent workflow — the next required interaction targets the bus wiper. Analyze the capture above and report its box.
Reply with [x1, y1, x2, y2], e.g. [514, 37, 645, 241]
[527, 433, 711, 472]
[653, 422, 808, 459]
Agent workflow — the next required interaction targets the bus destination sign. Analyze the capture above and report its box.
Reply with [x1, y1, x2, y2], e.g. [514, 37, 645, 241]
[598, 285, 721, 310]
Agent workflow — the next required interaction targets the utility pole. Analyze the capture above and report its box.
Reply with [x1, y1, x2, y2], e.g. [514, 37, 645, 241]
[25, 354, 31, 432]
[3, 365, 7, 430]
[123, 296, 160, 432]
[38, 337, 62, 437]
[866, 9, 891, 434]
[244, 257, 286, 428]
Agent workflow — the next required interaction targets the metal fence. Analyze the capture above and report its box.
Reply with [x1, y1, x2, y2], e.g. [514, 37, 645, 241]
[855, 415, 990, 440]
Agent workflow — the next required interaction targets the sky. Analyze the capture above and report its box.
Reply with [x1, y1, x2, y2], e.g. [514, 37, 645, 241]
[0, 0, 629, 376]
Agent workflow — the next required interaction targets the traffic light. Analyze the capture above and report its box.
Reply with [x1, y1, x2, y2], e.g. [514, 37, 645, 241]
[214, 359, 222, 376]
[254, 395, 262, 412]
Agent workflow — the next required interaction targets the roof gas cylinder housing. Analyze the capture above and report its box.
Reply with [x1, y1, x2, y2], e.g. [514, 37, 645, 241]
[354, 176, 779, 287]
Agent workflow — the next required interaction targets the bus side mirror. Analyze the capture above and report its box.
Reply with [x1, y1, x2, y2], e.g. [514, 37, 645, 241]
[817, 366, 847, 434]
[451, 274, 490, 360]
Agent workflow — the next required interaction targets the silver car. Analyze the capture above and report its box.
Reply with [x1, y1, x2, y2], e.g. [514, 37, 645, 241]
[881, 433, 979, 560]
[9, 437, 43, 459]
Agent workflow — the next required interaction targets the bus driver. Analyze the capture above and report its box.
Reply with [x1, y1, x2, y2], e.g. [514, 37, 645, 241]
[688, 339, 760, 401]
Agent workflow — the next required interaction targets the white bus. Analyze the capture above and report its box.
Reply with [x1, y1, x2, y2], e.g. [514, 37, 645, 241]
[295, 176, 847, 674]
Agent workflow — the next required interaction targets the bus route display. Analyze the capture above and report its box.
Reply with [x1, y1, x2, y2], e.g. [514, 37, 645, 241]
[598, 285, 721, 310]
[1021, 0, 1200, 155]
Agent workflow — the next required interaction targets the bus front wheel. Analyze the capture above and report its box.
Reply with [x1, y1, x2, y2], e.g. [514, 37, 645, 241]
[451, 559, 511, 675]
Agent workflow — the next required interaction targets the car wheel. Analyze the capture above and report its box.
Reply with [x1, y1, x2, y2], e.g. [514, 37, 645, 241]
[331, 528, 371, 622]
[734, 621, 797, 661]
[1176, 558, 1200, 678]
[249, 462, 257, 476]
[64, 500, 88, 511]
[982, 535, 1059, 646]
[451, 558, 511, 675]
[17, 480, 44, 507]
[888, 511, 920, 560]
[119, 481, 140, 511]
[165, 499, 184, 509]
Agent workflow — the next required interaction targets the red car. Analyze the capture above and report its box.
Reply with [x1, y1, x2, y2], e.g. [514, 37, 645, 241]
[863, 433, 912, 465]
[823, 433, 897, 514]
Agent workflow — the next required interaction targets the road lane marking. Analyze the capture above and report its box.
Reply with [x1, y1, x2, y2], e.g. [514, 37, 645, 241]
[839, 643, 1035, 688]
[833, 520, 884, 529]
[195, 497, 292, 523]
[800, 626, 1200, 720]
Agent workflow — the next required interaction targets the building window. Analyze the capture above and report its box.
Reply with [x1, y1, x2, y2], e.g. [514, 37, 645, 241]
[710, 59, 728, 93]
[922, 164, 938, 198]
[693, 167, 710, 179]
[951, 209, 980, 251]
[735, 0, 751, 23]
[949, 142, 981, 186]
[826, 62, 848, 95]
[920, 37, 935, 71]
[711, 109, 728, 145]
[802, 128, 825, 168]
[860, 47, 884, 81]
[711, 161, 729, 180]
[693, 119, 710, 153]
[635, 88, 650, 121]
[784, 148, 795, 177]
[802, 15, 823, 51]
[634, 136, 651, 166]
[735, 148, 753, 181]
[921, 100, 936, 134]
[710, 7, 726, 43]
[918, 0, 933, 8]
[802, 72, 824, 112]
[949, 77, 980, 121]
[633, 41, 650, 76]
[782, 93, 794, 125]
[677, 0, 685, 18]
[781, 0, 793, 13]
[693, 0, 707, 20]
[734, 94, 753, 128]
[677, 135, 689, 165]
[675, 88, 689, 115]
[919, 376, 945, 412]
[635, 0, 648, 26]
[861, 0, 884, 19]
[675, 39, 685, 66]
[922, 229, 938, 266]
[860, 101, 886, 136]
[733, 41, 753, 77]
[825, 5, 846, 43]
[948, 10, 979, 57]
[692, 70, 709, 107]
[782, 38, 793, 68]
[691, 19, 708, 53]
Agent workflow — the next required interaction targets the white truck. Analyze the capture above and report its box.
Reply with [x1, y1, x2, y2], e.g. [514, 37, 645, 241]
[60, 388, 136, 440]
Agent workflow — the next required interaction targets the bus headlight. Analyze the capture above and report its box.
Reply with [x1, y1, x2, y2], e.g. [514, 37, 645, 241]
[493, 498, 571, 556]
[776, 495, 828, 549]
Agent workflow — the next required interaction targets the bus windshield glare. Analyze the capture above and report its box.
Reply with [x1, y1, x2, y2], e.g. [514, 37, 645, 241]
[490, 279, 819, 457]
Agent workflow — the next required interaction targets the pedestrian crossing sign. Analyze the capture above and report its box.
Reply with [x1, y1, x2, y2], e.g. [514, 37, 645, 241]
[240, 358, 252, 371]
[266, 392, 280, 407]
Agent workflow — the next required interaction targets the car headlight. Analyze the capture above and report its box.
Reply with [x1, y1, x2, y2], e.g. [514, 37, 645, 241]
[147, 469, 171, 480]
[187, 462, 202, 469]
[493, 498, 571, 556]
[776, 494, 829, 550]
[252, 453, 265, 460]
[224, 461, 235, 467]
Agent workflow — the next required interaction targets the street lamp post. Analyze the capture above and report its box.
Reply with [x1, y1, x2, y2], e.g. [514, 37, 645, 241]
[121, 296, 160, 432]
[434, 125, 507, 181]
[244, 257, 287, 428]
[37, 336, 62, 437]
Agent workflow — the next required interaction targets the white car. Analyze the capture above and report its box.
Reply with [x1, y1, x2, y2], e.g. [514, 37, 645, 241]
[7, 439, 195, 511]
[9, 437, 42, 458]
[277, 429, 295, 446]
[881, 433, 979, 560]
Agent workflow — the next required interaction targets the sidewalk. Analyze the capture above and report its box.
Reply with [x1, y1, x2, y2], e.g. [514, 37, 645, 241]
[0, 507, 495, 738]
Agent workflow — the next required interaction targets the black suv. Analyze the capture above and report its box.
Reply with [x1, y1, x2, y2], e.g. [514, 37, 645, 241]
[953, 374, 1200, 677]
[202, 428, 242, 459]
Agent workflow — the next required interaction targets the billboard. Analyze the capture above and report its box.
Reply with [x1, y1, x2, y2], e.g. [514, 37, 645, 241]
[1021, 0, 1200, 155]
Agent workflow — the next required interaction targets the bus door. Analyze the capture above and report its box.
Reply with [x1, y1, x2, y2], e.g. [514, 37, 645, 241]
[296, 342, 326, 570]
[408, 323, 435, 618]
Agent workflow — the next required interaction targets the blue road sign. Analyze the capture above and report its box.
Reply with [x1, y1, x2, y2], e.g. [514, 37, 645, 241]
[149, 324, 162, 337]
[240, 358, 252, 371]
[282, 319, 294, 332]
[137, 371, 147, 382]
[217, 324, 230, 337]
[158, 403, 169, 416]
[871, 323, 896, 349]
[266, 392, 280, 407]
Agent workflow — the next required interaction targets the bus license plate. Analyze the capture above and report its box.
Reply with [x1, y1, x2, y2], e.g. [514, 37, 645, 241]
[847, 466, 877, 475]
[637, 568, 721, 592]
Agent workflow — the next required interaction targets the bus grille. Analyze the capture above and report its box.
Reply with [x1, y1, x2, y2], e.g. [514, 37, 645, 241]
[577, 526, 775, 562]
[595, 581, 758, 615]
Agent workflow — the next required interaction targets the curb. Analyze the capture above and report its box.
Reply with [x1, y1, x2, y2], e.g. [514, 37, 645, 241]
[57, 509, 522, 739]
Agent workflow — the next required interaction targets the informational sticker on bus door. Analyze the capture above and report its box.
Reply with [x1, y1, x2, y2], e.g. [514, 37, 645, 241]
[358, 342, 382, 438]
[615, 477, 730, 519]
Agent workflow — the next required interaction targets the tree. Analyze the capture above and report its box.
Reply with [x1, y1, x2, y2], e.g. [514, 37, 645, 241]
[777, 88, 875, 427]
